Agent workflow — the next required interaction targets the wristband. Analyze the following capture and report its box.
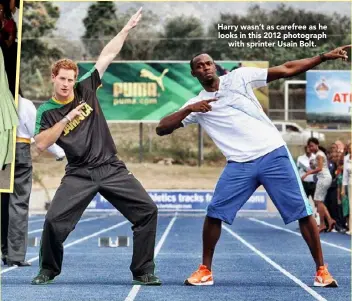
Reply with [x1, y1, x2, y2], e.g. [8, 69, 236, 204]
[319, 53, 327, 62]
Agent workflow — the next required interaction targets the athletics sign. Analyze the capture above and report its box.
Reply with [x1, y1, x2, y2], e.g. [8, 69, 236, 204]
[306, 70, 351, 129]
[87, 190, 268, 211]
[78, 61, 269, 122]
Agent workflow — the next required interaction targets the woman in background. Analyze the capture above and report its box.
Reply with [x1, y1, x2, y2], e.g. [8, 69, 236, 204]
[302, 138, 335, 232]
[341, 143, 351, 234]
[325, 146, 346, 232]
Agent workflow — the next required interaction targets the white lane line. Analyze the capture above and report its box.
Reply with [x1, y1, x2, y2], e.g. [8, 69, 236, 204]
[27, 229, 42, 234]
[1, 220, 129, 274]
[28, 219, 45, 224]
[124, 214, 178, 301]
[28, 214, 117, 235]
[222, 225, 327, 301]
[249, 218, 351, 253]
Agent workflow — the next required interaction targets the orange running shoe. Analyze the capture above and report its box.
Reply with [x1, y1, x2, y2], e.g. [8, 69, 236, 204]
[314, 265, 338, 287]
[184, 264, 214, 286]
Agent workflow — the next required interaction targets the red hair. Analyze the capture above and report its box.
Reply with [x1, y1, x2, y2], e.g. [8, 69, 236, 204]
[51, 59, 79, 78]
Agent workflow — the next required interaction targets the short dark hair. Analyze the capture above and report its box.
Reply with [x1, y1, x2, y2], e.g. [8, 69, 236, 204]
[0, 1, 12, 19]
[189, 53, 213, 70]
[307, 137, 328, 155]
[307, 137, 319, 145]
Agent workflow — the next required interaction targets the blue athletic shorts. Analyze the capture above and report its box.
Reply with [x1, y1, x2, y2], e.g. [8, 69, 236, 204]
[207, 145, 313, 225]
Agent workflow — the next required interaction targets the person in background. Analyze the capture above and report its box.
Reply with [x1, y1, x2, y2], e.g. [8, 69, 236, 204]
[330, 143, 338, 153]
[0, 0, 16, 96]
[297, 145, 316, 200]
[215, 64, 229, 76]
[341, 143, 351, 235]
[1, 94, 65, 267]
[344, 141, 351, 156]
[335, 140, 345, 156]
[302, 138, 335, 232]
[9, 0, 19, 30]
[325, 146, 345, 232]
[336, 154, 348, 233]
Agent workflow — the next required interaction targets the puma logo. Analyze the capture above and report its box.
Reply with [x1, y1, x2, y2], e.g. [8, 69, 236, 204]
[140, 69, 169, 91]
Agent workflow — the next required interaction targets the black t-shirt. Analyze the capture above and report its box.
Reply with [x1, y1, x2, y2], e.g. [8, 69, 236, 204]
[35, 67, 117, 168]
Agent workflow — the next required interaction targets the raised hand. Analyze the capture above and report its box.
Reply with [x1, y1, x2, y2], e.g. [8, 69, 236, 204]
[323, 45, 351, 61]
[66, 103, 86, 121]
[124, 7, 143, 31]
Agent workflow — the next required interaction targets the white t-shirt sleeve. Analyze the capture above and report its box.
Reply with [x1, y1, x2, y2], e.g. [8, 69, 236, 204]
[23, 97, 65, 159]
[296, 156, 300, 167]
[180, 98, 198, 127]
[296, 156, 302, 170]
[236, 67, 268, 89]
[47, 144, 66, 159]
[181, 113, 198, 127]
[23, 97, 37, 137]
[296, 156, 305, 176]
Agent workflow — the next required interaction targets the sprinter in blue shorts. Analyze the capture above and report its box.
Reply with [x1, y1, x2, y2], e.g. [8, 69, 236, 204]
[156, 45, 351, 287]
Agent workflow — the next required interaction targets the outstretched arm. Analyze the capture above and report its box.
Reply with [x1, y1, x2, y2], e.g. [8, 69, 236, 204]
[267, 45, 351, 83]
[156, 99, 217, 136]
[95, 7, 142, 78]
[156, 108, 190, 136]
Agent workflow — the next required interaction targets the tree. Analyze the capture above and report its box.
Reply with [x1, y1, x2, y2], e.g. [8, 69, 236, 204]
[20, 2, 62, 99]
[53, 35, 84, 61]
[114, 8, 161, 60]
[81, 2, 119, 59]
[81, 4, 161, 60]
[154, 15, 205, 60]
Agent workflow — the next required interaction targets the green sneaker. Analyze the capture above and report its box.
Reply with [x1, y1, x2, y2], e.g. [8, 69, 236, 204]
[31, 273, 54, 285]
[132, 274, 162, 286]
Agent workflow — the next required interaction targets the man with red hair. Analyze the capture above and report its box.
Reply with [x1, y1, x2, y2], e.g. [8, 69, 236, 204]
[32, 8, 161, 286]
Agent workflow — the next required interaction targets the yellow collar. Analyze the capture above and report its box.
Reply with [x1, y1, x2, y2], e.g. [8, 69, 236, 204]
[52, 94, 74, 105]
